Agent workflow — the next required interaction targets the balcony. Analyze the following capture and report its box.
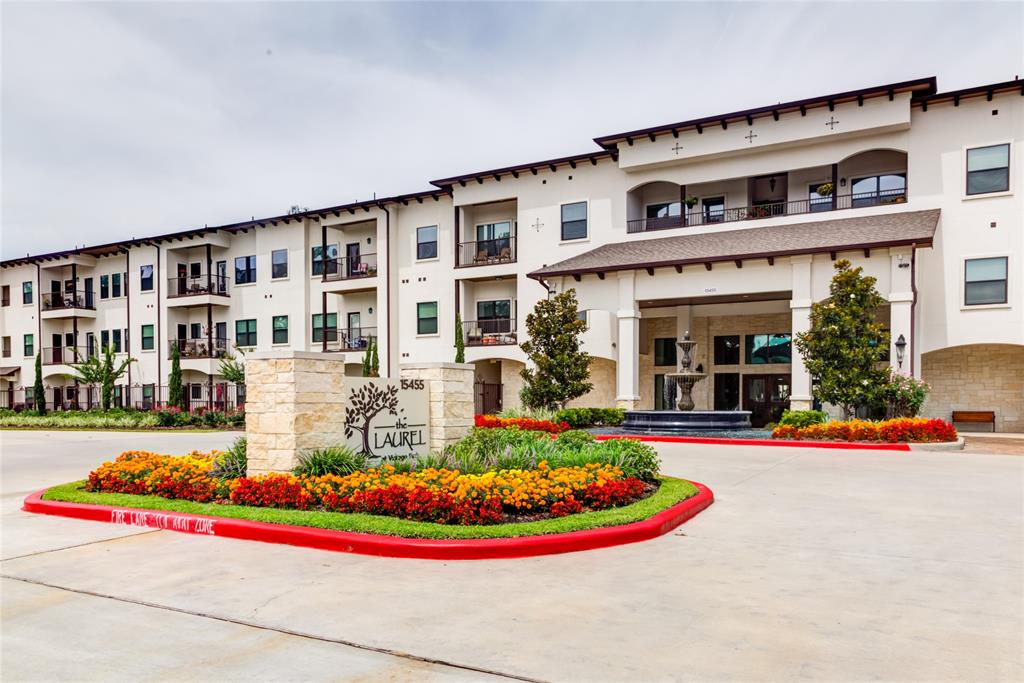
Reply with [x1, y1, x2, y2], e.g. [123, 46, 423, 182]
[41, 290, 96, 319]
[626, 188, 907, 234]
[41, 346, 91, 366]
[169, 337, 229, 360]
[322, 254, 378, 282]
[323, 327, 377, 352]
[457, 235, 517, 268]
[463, 319, 517, 346]
[167, 274, 230, 307]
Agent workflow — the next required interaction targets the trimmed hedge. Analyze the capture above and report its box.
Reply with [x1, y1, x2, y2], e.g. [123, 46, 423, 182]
[553, 407, 626, 429]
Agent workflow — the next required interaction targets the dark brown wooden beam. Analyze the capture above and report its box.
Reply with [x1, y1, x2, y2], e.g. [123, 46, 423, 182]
[674, 264, 682, 273]
[767, 256, 775, 266]
[625, 136, 634, 146]
[645, 267, 654, 276]
[863, 248, 871, 258]
[734, 260, 743, 269]
[647, 133, 656, 142]
[596, 272, 605, 280]
[572, 274, 581, 282]
[704, 262, 712, 271]
[830, 251, 837, 261]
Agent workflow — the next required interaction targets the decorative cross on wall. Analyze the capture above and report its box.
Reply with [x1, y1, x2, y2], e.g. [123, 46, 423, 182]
[825, 115, 840, 131]
[532, 218, 544, 232]
[671, 142, 684, 155]
[744, 130, 758, 144]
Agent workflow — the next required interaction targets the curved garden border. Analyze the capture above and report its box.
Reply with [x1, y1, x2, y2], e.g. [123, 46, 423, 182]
[22, 482, 713, 560]
[594, 434, 919, 451]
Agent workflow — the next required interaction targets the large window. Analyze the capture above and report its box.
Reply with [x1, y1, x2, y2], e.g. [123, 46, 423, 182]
[112, 273, 122, 298]
[111, 329, 122, 353]
[100, 275, 109, 299]
[271, 249, 288, 279]
[312, 313, 337, 343]
[477, 300, 510, 321]
[646, 202, 681, 219]
[272, 315, 289, 344]
[964, 257, 1008, 305]
[966, 144, 1010, 195]
[654, 338, 677, 367]
[141, 324, 154, 351]
[851, 174, 906, 207]
[417, 226, 438, 260]
[234, 256, 257, 284]
[21, 281, 32, 304]
[417, 302, 438, 335]
[714, 335, 741, 365]
[561, 202, 588, 241]
[101, 330, 109, 351]
[235, 319, 257, 347]
[139, 265, 154, 291]
[23, 334, 33, 357]
[311, 245, 338, 276]
[474, 222, 512, 260]
[745, 333, 792, 364]
[702, 196, 725, 223]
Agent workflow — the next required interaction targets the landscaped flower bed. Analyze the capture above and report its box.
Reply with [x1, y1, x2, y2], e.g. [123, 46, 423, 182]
[474, 414, 569, 433]
[772, 417, 957, 443]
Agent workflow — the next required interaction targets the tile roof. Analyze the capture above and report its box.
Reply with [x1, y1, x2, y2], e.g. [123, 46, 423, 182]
[529, 209, 940, 278]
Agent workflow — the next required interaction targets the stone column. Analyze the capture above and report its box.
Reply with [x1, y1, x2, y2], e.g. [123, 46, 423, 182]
[615, 271, 640, 409]
[245, 350, 347, 475]
[789, 255, 814, 411]
[401, 362, 474, 453]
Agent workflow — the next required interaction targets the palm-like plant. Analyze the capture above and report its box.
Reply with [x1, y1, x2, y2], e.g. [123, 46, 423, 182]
[69, 346, 135, 410]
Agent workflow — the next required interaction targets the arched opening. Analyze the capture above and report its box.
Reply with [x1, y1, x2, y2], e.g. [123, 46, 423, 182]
[921, 343, 1024, 432]
[836, 149, 908, 208]
[626, 181, 683, 232]
[472, 358, 525, 415]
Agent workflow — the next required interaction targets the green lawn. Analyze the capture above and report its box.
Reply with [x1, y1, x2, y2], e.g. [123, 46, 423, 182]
[42, 477, 700, 540]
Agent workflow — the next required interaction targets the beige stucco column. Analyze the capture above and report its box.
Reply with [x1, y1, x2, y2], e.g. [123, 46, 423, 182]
[789, 255, 814, 411]
[615, 271, 641, 409]
[400, 362, 474, 453]
[889, 247, 916, 377]
[244, 350, 347, 475]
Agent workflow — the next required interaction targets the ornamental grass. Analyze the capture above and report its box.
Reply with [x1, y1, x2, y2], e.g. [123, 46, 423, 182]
[772, 417, 957, 443]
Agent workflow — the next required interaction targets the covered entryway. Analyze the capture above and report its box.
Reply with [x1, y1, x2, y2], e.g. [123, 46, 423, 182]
[922, 344, 1024, 432]
[471, 358, 525, 415]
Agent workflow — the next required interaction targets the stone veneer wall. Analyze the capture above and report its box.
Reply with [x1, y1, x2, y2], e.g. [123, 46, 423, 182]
[921, 344, 1024, 432]
[245, 351, 347, 475]
[499, 359, 526, 412]
[566, 357, 617, 409]
[401, 362, 475, 452]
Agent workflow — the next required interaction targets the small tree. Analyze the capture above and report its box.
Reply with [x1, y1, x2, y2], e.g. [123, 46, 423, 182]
[361, 339, 372, 377]
[69, 346, 134, 411]
[519, 289, 592, 410]
[168, 343, 184, 410]
[33, 353, 46, 415]
[370, 337, 380, 377]
[454, 313, 465, 363]
[218, 349, 245, 385]
[794, 259, 890, 419]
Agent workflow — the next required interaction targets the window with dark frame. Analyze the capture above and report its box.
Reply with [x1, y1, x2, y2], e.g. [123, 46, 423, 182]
[112, 329, 122, 353]
[234, 256, 257, 284]
[23, 334, 33, 357]
[966, 144, 1010, 195]
[271, 249, 288, 279]
[417, 302, 438, 335]
[311, 245, 338, 276]
[22, 281, 33, 304]
[2, 285, 9, 306]
[850, 174, 906, 207]
[235, 319, 257, 347]
[417, 226, 438, 260]
[141, 324, 154, 351]
[140, 265, 154, 291]
[112, 273, 122, 298]
[745, 333, 792, 364]
[714, 335, 741, 365]
[808, 184, 832, 212]
[561, 202, 588, 240]
[646, 202, 682, 219]
[654, 338, 677, 367]
[312, 313, 337, 343]
[702, 196, 725, 223]
[2, 336, 10, 358]
[190, 323, 202, 339]
[964, 257, 1008, 305]
[101, 330, 109, 351]
[100, 275, 109, 299]
[272, 315, 289, 344]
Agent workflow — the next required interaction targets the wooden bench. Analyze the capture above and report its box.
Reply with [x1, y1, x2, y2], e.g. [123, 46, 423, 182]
[951, 410, 996, 432]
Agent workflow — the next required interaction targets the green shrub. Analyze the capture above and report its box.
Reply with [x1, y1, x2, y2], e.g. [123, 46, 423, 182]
[778, 409, 828, 429]
[226, 411, 246, 426]
[553, 407, 626, 428]
[201, 411, 225, 427]
[497, 406, 557, 422]
[555, 429, 596, 451]
[593, 438, 661, 482]
[294, 446, 368, 477]
[211, 437, 247, 479]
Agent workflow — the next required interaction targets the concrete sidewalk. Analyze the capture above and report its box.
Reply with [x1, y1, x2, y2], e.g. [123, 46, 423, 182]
[2, 431, 1022, 681]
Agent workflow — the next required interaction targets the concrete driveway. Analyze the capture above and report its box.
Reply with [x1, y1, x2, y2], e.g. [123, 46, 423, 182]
[2, 430, 1021, 682]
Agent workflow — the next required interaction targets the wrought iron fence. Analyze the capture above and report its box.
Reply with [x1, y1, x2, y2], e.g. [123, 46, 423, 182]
[167, 274, 230, 298]
[457, 236, 516, 267]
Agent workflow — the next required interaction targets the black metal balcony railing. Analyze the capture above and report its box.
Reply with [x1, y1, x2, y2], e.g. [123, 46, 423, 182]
[41, 346, 91, 365]
[324, 327, 377, 352]
[42, 290, 95, 311]
[322, 253, 378, 281]
[167, 275, 230, 298]
[457, 236, 516, 267]
[169, 337, 229, 359]
[462, 319, 517, 346]
[626, 188, 908, 234]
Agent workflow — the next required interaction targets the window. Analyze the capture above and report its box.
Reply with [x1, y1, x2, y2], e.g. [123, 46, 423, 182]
[966, 144, 1010, 195]
[101, 330, 109, 351]
[190, 384, 202, 400]
[22, 281, 32, 304]
[477, 300, 511, 321]
[140, 265, 154, 291]
[189, 263, 202, 279]
[311, 245, 338, 276]
[312, 313, 337, 343]
[714, 335, 741, 365]
[234, 256, 257, 284]
[112, 273, 122, 298]
[646, 202, 682, 219]
[23, 334, 33, 357]
[271, 249, 288, 279]
[141, 325, 154, 351]
[964, 257, 1008, 305]
[714, 373, 741, 411]
[474, 222, 512, 260]
[2, 336, 10, 358]
[87, 333, 96, 358]
[1, 285, 9, 306]
[851, 174, 906, 207]
[272, 315, 289, 344]
[142, 384, 155, 409]
[654, 338, 677, 367]
[100, 275, 109, 299]
[417, 226, 438, 260]
[112, 329, 122, 353]
[417, 302, 438, 335]
[235, 319, 257, 347]
[561, 202, 588, 241]
[190, 323, 202, 339]
[808, 184, 832, 212]
[745, 333, 792, 364]
[702, 197, 725, 223]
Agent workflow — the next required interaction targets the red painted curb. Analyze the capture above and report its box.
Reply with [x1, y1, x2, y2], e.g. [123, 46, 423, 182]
[21, 483, 714, 560]
[594, 434, 914, 451]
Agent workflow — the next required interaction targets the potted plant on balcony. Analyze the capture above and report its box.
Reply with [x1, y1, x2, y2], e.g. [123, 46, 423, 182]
[815, 182, 834, 197]
[683, 195, 699, 209]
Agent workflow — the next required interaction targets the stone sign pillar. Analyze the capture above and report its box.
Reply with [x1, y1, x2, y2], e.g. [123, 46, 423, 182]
[245, 350, 347, 475]
[400, 362, 474, 453]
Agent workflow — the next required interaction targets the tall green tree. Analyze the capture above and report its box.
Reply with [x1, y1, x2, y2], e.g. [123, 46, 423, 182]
[519, 289, 592, 410]
[361, 339, 373, 377]
[33, 352, 46, 415]
[69, 346, 134, 411]
[168, 343, 184, 410]
[794, 259, 890, 419]
[454, 313, 465, 363]
[370, 336, 380, 377]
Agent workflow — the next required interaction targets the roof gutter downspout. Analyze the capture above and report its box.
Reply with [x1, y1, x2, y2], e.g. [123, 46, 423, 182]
[379, 203, 392, 378]
[910, 243, 918, 376]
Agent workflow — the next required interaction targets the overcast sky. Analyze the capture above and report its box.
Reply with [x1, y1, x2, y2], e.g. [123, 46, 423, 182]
[2, 1, 1022, 260]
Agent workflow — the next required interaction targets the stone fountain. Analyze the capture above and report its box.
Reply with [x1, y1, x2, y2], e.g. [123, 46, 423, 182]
[622, 332, 752, 433]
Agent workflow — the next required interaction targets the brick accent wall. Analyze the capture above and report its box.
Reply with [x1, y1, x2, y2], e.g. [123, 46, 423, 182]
[921, 344, 1024, 432]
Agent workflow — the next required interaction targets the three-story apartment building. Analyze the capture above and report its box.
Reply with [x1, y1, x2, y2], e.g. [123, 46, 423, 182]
[2, 76, 1022, 430]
